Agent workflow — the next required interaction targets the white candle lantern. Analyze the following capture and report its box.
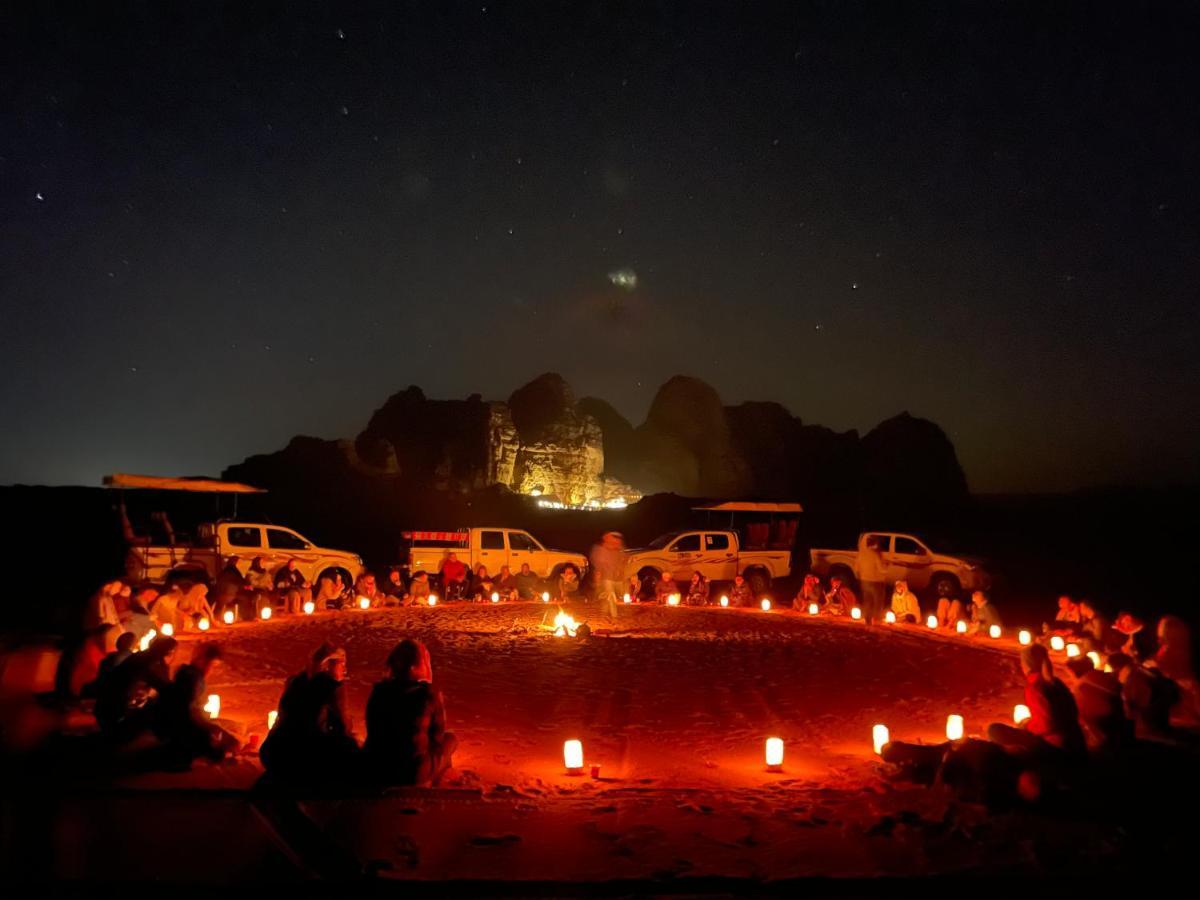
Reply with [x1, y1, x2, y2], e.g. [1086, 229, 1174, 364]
[160, 622, 174, 637]
[720, 595, 729, 608]
[260, 606, 272, 620]
[563, 739, 584, 775]
[946, 714, 964, 741]
[760, 598, 771, 611]
[926, 614, 938, 629]
[884, 610, 896, 624]
[139, 629, 156, 652]
[1065, 643, 1080, 658]
[267, 710, 278, 730]
[542, 591, 551, 603]
[667, 593, 681, 607]
[204, 694, 220, 719]
[1018, 630, 1032, 645]
[850, 607, 862, 620]
[491, 592, 500, 603]
[1013, 704, 1031, 724]
[303, 600, 315, 615]
[428, 594, 438, 606]
[222, 609, 236, 625]
[808, 602, 819, 615]
[765, 737, 784, 771]
[624, 593, 633, 604]
[988, 624, 1001, 639]
[358, 596, 371, 610]
[872, 723, 890, 755]
[1087, 651, 1102, 668]
[1049, 635, 1065, 652]
[197, 617, 210, 632]
[956, 620, 967, 634]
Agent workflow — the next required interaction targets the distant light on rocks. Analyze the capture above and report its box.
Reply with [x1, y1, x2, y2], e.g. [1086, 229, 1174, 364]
[608, 268, 637, 290]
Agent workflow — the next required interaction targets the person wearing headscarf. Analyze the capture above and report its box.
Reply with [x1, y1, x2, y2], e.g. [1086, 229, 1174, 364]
[987, 644, 1085, 757]
[364, 639, 457, 786]
[890, 580, 922, 624]
[260, 643, 357, 781]
[176, 583, 215, 628]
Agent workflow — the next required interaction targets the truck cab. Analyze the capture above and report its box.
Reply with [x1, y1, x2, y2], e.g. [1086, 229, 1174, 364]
[406, 527, 587, 581]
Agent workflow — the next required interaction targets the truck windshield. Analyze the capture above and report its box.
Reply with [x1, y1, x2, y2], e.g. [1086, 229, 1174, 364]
[647, 532, 682, 550]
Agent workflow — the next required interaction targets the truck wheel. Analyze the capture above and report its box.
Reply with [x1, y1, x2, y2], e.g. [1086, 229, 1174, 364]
[931, 573, 960, 599]
[830, 566, 857, 590]
[746, 569, 770, 597]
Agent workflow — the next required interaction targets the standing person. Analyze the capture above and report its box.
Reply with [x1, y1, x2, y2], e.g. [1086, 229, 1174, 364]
[856, 537, 887, 624]
[365, 639, 457, 786]
[260, 644, 357, 781]
[589, 531, 626, 616]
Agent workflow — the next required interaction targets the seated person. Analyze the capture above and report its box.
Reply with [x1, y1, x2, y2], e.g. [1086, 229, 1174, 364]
[469, 564, 494, 601]
[177, 583, 216, 627]
[409, 571, 432, 604]
[1111, 653, 1181, 741]
[626, 574, 642, 603]
[729, 573, 754, 608]
[1046, 595, 1081, 635]
[514, 563, 540, 600]
[260, 643, 358, 780]
[824, 576, 856, 615]
[968, 591, 1001, 634]
[935, 592, 964, 628]
[245, 556, 276, 617]
[212, 559, 246, 618]
[1062, 656, 1132, 750]
[656, 572, 680, 605]
[83, 580, 123, 631]
[686, 571, 709, 606]
[273, 559, 312, 614]
[64, 624, 122, 698]
[314, 571, 348, 610]
[382, 568, 409, 605]
[150, 586, 185, 634]
[494, 565, 518, 601]
[96, 631, 137, 683]
[365, 639, 457, 786]
[1109, 612, 1152, 661]
[355, 572, 383, 608]
[558, 565, 581, 601]
[890, 580, 922, 623]
[438, 552, 468, 600]
[126, 588, 158, 639]
[96, 636, 176, 742]
[796, 574, 824, 610]
[155, 643, 239, 766]
[1077, 599, 1109, 652]
[987, 644, 1084, 757]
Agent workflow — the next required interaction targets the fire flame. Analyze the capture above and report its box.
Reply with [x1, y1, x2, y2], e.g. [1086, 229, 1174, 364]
[552, 609, 580, 637]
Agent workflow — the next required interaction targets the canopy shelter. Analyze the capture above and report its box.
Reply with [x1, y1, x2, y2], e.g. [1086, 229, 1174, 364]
[104, 474, 266, 544]
[103, 473, 265, 493]
[693, 501, 802, 551]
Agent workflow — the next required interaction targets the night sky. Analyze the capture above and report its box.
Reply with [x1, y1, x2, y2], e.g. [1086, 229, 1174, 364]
[3, 1, 1197, 493]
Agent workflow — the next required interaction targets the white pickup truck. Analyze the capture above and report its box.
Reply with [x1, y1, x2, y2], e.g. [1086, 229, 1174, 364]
[405, 528, 587, 580]
[809, 532, 989, 597]
[124, 521, 365, 588]
[625, 529, 791, 595]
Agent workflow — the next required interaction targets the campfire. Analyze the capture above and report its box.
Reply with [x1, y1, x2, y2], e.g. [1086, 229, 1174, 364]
[552, 609, 581, 637]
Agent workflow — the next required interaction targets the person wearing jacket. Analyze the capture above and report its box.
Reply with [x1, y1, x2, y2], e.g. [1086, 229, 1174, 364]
[656, 572, 681, 605]
[95, 636, 177, 742]
[260, 643, 357, 781]
[514, 563, 540, 600]
[83, 581, 123, 631]
[968, 591, 1002, 634]
[795, 574, 824, 610]
[890, 580, 922, 624]
[987, 644, 1085, 757]
[155, 643, 238, 766]
[494, 565, 518, 602]
[438, 553, 468, 600]
[274, 559, 311, 614]
[557, 565, 581, 602]
[364, 639, 457, 786]
[824, 576, 857, 615]
[686, 571, 709, 606]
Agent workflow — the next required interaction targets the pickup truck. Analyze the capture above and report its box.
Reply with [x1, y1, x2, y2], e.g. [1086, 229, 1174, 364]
[625, 529, 791, 595]
[124, 521, 365, 588]
[809, 532, 989, 597]
[405, 528, 587, 581]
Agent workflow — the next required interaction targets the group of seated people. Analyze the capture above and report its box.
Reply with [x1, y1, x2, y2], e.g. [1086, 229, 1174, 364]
[260, 638, 456, 786]
[793, 572, 1003, 633]
[432, 554, 575, 603]
[881, 603, 1198, 809]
